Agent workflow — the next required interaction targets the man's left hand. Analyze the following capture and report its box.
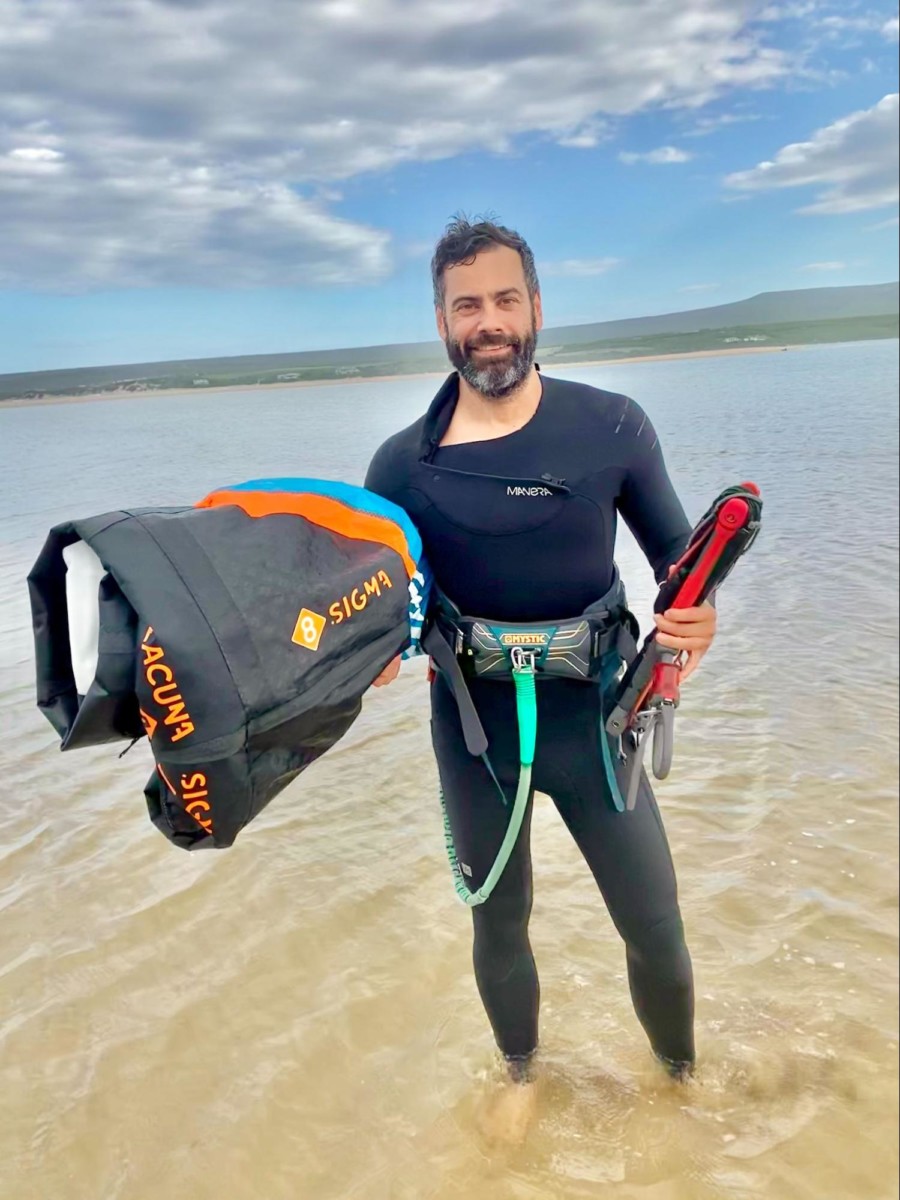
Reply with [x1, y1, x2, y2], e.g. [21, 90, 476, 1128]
[653, 599, 717, 683]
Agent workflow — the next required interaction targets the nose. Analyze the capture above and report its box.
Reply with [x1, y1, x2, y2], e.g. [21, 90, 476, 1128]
[475, 300, 506, 333]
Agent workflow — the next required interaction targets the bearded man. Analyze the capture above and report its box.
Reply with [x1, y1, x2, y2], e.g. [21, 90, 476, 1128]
[364, 217, 716, 1132]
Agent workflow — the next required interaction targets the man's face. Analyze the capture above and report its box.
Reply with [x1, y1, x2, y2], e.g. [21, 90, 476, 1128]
[436, 245, 543, 399]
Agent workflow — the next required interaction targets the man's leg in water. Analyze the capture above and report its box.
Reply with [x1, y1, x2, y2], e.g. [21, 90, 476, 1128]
[537, 686, 695, 1073]
[431, 672, 694, 1076]
[430, 671, 540, 1074]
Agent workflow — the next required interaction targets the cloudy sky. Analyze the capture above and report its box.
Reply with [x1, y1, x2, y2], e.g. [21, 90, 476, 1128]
[1, 0, 897, 373]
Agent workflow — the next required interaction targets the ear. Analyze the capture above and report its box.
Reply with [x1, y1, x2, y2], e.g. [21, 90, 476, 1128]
[533, 291, 544, 333]
[435, 305, 448, 340]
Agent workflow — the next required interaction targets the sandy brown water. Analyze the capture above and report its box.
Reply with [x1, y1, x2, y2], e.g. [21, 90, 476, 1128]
[1, 341, 897, 1199]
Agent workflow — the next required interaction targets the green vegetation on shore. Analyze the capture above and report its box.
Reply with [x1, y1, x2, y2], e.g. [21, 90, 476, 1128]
[542, 314, 899, 364]
[2, 291, 897, 403]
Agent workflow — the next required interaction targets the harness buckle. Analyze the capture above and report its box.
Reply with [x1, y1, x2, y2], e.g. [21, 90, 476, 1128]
[510, 647, 536, 672]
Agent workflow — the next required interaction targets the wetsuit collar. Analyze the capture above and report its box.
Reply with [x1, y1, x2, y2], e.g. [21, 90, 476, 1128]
[420, 366, 544, 463]
[420, 373, 461, 462]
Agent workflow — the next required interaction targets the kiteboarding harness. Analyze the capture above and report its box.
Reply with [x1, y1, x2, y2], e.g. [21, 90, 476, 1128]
[422, 572, 639, 905]
[421, 483, 762, 906]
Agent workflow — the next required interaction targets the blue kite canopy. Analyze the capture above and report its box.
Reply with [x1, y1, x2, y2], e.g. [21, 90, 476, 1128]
[28, 478, 431, 850]
[202, 477, 431, 657]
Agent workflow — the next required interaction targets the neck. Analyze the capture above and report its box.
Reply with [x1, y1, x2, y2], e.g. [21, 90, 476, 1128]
[455, 367, 543, 433]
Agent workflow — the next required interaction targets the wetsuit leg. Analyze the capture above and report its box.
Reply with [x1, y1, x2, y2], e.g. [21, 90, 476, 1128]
[430, 670, 539, 1063]
[431, 671, 694, 1069]
[536, 685, 695, 1066]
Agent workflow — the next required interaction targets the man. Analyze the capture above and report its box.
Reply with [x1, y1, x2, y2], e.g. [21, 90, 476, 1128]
[364, 217, 716, 1109]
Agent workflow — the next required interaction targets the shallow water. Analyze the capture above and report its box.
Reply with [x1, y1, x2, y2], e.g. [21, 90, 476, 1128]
[1, 341, 898, 1200]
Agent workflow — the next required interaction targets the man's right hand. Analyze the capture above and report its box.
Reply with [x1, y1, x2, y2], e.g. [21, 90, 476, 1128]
[372, 655, 402, 687]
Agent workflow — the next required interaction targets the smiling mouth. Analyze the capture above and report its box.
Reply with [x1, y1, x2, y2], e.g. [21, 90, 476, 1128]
[471, 343, 514, 355]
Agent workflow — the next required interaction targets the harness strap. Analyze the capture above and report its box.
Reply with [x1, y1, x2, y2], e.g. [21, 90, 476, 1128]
[427, 579, 638, 905]
[422, 623, 488, 757]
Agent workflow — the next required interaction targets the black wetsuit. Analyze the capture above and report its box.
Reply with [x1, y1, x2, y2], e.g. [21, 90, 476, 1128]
[365, 371, 696, 1069]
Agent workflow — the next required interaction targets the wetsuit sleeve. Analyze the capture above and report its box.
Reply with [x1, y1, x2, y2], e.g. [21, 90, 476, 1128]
[618, 413, 692, 584]
[363, 445, 390, 498]
[364, 439, 401, 503]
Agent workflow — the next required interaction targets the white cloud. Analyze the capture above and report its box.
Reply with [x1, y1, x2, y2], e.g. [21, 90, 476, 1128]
[758, 3, 819, 20]
[800, 261, 847, 270]
[867, 215, 900, 229]
[817, 12, 900, 40]
[0, 163, 392, 288]
[762, 4, 900, 55]
[540, 258, 622, 277]
[400, 239, 436, 260]
[9, 147, 62, 162]
[724, 94, 899, 214]
[821, 15, 886, 33]
[679, 282, 721, 292]
[684, 111, 763, 137]
[619, 146, 695, 165]
[558, 120, 612, 149]
[0, 145, 65, 175]
[0, 0, 794, 291]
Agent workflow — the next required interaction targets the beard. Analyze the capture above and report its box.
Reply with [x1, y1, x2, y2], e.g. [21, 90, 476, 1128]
[445, 323, 537, 400]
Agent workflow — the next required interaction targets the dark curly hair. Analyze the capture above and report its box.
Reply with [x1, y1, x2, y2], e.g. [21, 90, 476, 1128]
[431, 213, 539, 308]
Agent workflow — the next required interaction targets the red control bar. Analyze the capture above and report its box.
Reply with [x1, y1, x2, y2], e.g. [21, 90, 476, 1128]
[669, 482, 759, 610]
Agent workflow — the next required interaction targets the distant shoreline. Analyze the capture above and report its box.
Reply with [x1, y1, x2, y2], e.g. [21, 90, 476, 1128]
[1, 343, 801, 408]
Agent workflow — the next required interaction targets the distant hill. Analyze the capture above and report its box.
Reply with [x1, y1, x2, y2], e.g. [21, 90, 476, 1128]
[2, 282, 897, 401]
[541, 282, 899, 344]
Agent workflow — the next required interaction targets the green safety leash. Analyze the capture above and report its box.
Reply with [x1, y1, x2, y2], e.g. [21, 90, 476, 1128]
[434, 633, 629, 905]
[441, 648, 537, 907]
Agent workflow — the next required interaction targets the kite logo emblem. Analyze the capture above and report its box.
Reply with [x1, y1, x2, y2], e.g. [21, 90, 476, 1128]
[140, 627, 195, 743]
[328, 570, 394, 626]
[156, 763, 213, 834]
[139, 708, 159, 740]
[292, 608, 327, 651]
[500, 632, 548, 647]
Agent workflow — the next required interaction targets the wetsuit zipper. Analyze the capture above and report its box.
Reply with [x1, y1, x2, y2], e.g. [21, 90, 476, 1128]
[419, 459, 571, 495]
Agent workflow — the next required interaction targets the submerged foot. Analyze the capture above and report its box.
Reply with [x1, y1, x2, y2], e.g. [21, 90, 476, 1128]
[653, 1050, 695, 1083]
[477, 1078, 539, 1146]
